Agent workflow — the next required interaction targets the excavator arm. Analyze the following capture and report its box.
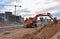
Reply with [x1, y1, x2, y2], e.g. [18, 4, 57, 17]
[33, 13, 53, 21]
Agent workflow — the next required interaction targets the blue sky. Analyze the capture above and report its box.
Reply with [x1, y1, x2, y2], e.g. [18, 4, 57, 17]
[0, 0, 4, 10]
[0, 0, 60, 19]
[53, 11, 60, 16]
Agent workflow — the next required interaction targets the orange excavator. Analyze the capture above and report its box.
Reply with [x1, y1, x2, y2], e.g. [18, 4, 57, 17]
[24, 12, 57, 28]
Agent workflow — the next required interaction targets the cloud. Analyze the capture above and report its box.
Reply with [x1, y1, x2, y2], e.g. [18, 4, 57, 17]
[53, 11, 60, 16]
[0, 0, 60, 18]
[0, 0, 13, 5]
[36, 5, 60, 14]
[35, 1, 60, 14]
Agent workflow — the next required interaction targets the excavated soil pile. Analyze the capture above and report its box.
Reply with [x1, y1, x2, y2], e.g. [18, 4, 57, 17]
[0, 21, 60, 39]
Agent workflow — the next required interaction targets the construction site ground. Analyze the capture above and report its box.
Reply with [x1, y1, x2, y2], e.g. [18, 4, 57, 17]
[0, 20, 60, 39]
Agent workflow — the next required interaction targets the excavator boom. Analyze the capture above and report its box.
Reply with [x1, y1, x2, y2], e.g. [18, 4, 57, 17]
[33, 13, 53, 21]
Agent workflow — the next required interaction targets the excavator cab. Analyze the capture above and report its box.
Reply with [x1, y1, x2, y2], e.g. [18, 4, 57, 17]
[24, 18, 37, 28]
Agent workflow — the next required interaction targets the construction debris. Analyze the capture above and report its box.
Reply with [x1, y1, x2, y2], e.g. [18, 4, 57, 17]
[2, 31, 10, 35]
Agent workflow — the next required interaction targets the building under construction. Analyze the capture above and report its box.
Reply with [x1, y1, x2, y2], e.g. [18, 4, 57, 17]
[0, 11, 24, 24]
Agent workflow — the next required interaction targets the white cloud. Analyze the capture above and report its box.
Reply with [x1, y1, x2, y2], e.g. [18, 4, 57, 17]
[0, 0, 60, 18]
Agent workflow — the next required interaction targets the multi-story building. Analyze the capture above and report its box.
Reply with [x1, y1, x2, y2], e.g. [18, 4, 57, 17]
[8, 15, 16, 23]
[19, 17, 24, 24]
[0, 13, 5, 17]
[15, 16, 21, 23]
[5, 12, 12, 19]
[0, 12, 24, 24]
[29, 17, 33, 20]
[0, 13, 5, 23]
[40, 17, 44, 22]
[5, 12, 12, 22]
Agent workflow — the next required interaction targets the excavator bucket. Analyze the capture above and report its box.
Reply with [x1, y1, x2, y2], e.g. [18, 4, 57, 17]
[53, 17, 58, 24]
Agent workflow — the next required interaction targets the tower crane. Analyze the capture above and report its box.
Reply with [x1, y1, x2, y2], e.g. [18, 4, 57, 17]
[0, 5, 21, 15]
